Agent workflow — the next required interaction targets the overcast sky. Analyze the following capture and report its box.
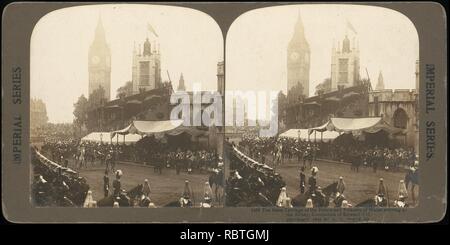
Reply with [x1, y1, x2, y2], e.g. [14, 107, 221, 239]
[226, 4, 419, 94]
[31, 4, 223, 123]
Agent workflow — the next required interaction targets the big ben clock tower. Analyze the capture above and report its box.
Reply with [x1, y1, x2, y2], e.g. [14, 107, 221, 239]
[88, 17, 111, 101]
[287, 12, 310, 98]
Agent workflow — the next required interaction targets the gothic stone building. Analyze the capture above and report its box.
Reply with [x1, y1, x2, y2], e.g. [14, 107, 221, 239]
[368, 89, 418, 151]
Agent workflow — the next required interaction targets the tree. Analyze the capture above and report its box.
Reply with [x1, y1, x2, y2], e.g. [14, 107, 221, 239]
[287, 83, 305, 104]
[116, 81, 133, 99]
[73, 94, 89, 136]
[89, 86, 107, 108]
[315, 78, 331, 95]
[275, 91, 287, 131]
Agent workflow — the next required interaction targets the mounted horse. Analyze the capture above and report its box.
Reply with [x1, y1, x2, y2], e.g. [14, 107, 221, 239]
[97, 184, 145, 207]
[292, 182, 338, 207]
[355, 194, 388, 207]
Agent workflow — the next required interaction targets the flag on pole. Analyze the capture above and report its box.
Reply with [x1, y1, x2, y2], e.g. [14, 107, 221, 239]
[147, 23, 159, 37]
[346, 19, 357, 34]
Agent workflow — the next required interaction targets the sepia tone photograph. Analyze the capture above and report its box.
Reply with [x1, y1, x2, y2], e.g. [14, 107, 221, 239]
[28, 3, 421, 210]
[1, 1, 446, 224]
[30, 4, 225, 208]
[224, 4, 419, 208]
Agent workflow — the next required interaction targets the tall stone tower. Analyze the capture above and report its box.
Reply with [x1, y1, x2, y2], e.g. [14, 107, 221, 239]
[88, 17, 111, 101]
[330, 35, 360, 91]
[132, 38, 162, 94]
[287, 12, 310, 98]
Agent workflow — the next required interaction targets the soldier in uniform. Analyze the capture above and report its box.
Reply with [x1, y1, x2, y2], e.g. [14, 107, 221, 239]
[201, 181, 213, 208]
[175, 151, 182, 175]
[276, 187, 289, 207]
[180, 180, 194, 207]
[78, 144, 86, 169]
[103, 170, 109, 198]
[299, 167, 306, 194]
[307, 144, 314, 168]
[398, 179, 408, 197]
[308, 166, 319, 195]
[113, 201, 119, 208]
[372, 150, 380, 173]
[143, 179, 151, 198]
[305, 198, 314, 208]
[113, 170, 123, 198]
[83, 190, 96, 208]
[375, 178, 387, 207]
[336, 176, 346, 194]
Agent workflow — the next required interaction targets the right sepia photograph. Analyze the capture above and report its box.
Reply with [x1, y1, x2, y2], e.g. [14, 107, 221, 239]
[224, 4, 419, 208]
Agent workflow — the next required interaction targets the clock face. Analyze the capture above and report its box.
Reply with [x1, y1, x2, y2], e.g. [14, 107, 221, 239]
[91, 56, 100, 65]
[290, 52, 300, 61]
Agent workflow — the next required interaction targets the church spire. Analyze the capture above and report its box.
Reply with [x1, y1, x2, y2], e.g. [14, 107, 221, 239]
[177, 73, 186, 91]
[376, 71, 385, 90]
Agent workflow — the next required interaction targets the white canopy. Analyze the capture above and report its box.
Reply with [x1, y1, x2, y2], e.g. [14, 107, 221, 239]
[308, 117, 404, 136]
[111, 120, 186, 139]
[81, 132, 141, 145]
[279, 128, 340, 142]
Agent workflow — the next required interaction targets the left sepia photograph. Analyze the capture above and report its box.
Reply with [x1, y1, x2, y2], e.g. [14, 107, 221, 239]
[30, 4, 224, 208]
